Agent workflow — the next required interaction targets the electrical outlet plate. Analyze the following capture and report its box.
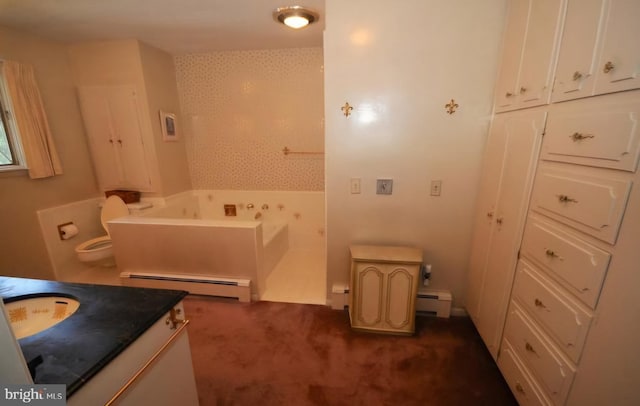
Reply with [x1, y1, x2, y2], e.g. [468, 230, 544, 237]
[376, 179, 393, 195]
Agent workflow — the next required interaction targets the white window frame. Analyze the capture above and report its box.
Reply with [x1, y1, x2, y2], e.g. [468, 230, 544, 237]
[0, 64, 27, 172]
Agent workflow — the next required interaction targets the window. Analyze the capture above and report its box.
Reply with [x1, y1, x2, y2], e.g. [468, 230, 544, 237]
[0, 66, 26, 171]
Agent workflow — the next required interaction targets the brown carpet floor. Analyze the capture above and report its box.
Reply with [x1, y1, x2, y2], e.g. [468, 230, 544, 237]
[183, 296, 517, 406]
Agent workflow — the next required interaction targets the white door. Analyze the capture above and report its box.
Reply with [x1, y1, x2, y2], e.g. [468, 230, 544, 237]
[474, 110, 546, 359]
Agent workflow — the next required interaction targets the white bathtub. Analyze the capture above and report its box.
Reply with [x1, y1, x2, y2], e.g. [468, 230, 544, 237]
[109, 194, 289, 300]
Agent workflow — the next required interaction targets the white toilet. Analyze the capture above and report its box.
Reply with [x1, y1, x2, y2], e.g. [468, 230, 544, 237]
[75, 195, 130, 266]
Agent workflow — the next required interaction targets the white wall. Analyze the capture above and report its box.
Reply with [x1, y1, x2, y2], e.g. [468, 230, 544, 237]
[324, 0, 507, 308]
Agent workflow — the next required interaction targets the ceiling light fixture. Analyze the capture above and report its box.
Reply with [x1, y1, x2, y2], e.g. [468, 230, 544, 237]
[273, 6, 319, 29]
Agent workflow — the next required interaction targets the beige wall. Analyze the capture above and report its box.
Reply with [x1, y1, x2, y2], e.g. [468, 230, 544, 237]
[324, 0, 507, 308]
[0, 26, 100, 279]
[139, 42, 192, 196]
[175, 48, 324, 191]
[68, 39, 192, 196]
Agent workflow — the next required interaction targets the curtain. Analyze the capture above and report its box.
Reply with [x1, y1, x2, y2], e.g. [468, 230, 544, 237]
[3, 61, 62, 179]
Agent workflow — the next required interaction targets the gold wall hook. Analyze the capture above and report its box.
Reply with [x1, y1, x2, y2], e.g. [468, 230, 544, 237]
[445, 99, 459, 114]
[341, 102, 353, 117]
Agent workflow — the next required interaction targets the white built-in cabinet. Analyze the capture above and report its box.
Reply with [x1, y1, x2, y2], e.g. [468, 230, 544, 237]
[78, 85, 154, 192]
[474, 0, 640, 403]
[349, 245, 422, 335]
[494, 0, 565, 112]
[466, 109, 545, 359]
[553, 0, 640, 102]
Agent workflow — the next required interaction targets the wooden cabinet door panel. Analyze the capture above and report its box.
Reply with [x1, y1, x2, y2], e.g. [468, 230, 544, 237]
[594, 0, 640, 94]
[354, 265, 384, 326]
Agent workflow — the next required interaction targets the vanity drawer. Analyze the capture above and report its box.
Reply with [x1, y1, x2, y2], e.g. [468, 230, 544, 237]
[498, 339, 551, 406]
[530, 166, 632, 244]
[541, 100, 640, 172]
[520, 216, 611, 308]
[503, 302, 576, 405]
[512, 260, 593, 363]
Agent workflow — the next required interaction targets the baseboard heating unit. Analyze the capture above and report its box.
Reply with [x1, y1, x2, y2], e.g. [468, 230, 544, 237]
[330, 284, 452, 318]
[416, 288, 452, 318]
[120, 272, 251, 302]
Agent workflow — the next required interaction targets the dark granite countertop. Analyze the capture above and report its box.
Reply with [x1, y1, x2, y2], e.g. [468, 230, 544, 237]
[0, 276, 187, 397]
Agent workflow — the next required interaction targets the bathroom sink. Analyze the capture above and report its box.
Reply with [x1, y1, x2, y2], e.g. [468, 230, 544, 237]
[4, 295, 80, 339]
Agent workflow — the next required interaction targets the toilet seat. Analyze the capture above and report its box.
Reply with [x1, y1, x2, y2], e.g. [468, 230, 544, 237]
[75, 235, 112, 253]
[100, 195, 130, 237]
[75, 196, 130, 264]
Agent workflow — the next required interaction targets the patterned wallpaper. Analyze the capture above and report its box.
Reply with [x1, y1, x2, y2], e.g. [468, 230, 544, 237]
[175, 48, 324, 191]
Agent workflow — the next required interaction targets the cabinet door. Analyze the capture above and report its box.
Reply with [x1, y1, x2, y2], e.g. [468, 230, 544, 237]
[78, 87, 125, 190]
[495, 0, 530, 111]
[552, 0, 606, 102]
[594, 0, 640, 95]
[78, 85, 153, 191]
[467, 115, 510, 322]
[471, 110, 546, 359]
[351, 263, 384, 327]
[517, 0, 565, 109]
[385, 265, 418, 331]
[108, 87, 152, 190]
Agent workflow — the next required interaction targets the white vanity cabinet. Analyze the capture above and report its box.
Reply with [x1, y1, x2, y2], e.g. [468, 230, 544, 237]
[552, 0, 640, 102]
[466, 109, 545, 359]
[78, 85, 154, 192]
[349, 245, 422, 335]
[69, 301, 199, 406]
[494, 0, 565, 112]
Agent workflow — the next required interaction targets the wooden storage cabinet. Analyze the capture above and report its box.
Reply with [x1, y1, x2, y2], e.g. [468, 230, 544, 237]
[503, 301, 576, 405]
[78, 85, 154, 192]
[541, 92, 640, 171]
[349, 245, 422, 335]
[494, 0, 565, 112]
[498, 338, 552, 406]
[553, 0, 640, 102]
[529, 163, 632, 244]
[520, 215, 611, 308]
[466, 109, 545, 359]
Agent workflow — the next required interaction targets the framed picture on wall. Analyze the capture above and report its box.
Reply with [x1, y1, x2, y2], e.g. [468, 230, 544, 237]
[159, 111, 178, 142]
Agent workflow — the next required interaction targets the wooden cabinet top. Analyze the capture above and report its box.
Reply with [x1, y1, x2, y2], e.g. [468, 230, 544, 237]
[350, 245, 423, 264]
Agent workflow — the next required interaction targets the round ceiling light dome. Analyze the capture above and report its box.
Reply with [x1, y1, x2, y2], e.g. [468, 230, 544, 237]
[273, 6, 320, 29]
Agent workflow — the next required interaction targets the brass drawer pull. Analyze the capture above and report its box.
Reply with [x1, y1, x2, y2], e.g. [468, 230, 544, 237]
[525, 342, 537, 355]
[534, 298, 548, 310]
[573, 71, 583, 81]
[603, 61, 615, 73]
[515, 382, 526, 394]
[545, 249, 561, 259]
[570, 132, 595, 141]
[505, 91, 514, 98]
[496, 217, 504, 225]
[557, 194, 578, 203]
[487, 211, 494, 218]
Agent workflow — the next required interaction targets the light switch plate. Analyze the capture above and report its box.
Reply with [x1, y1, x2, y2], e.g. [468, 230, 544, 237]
[350, 178, 361, 194]
[430, 180, 442, 196]
[376, 179, 393, 195]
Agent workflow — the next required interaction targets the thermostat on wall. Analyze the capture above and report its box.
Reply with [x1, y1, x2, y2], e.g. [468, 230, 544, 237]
[376, 179, 393, 195]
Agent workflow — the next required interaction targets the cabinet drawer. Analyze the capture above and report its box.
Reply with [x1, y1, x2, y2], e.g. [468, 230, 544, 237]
[512, 260, 593, 363]
[530, 166, 632, 244]
[504, 302, 576, 405]
[541, 100, 640, 171]
[520, 216, 611, 308]
[498, 339, 551, 406]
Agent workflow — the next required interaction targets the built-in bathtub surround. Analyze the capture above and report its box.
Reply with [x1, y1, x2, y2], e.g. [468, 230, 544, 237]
[175, 48, 324, 191]
[109, 190, 325, 302]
